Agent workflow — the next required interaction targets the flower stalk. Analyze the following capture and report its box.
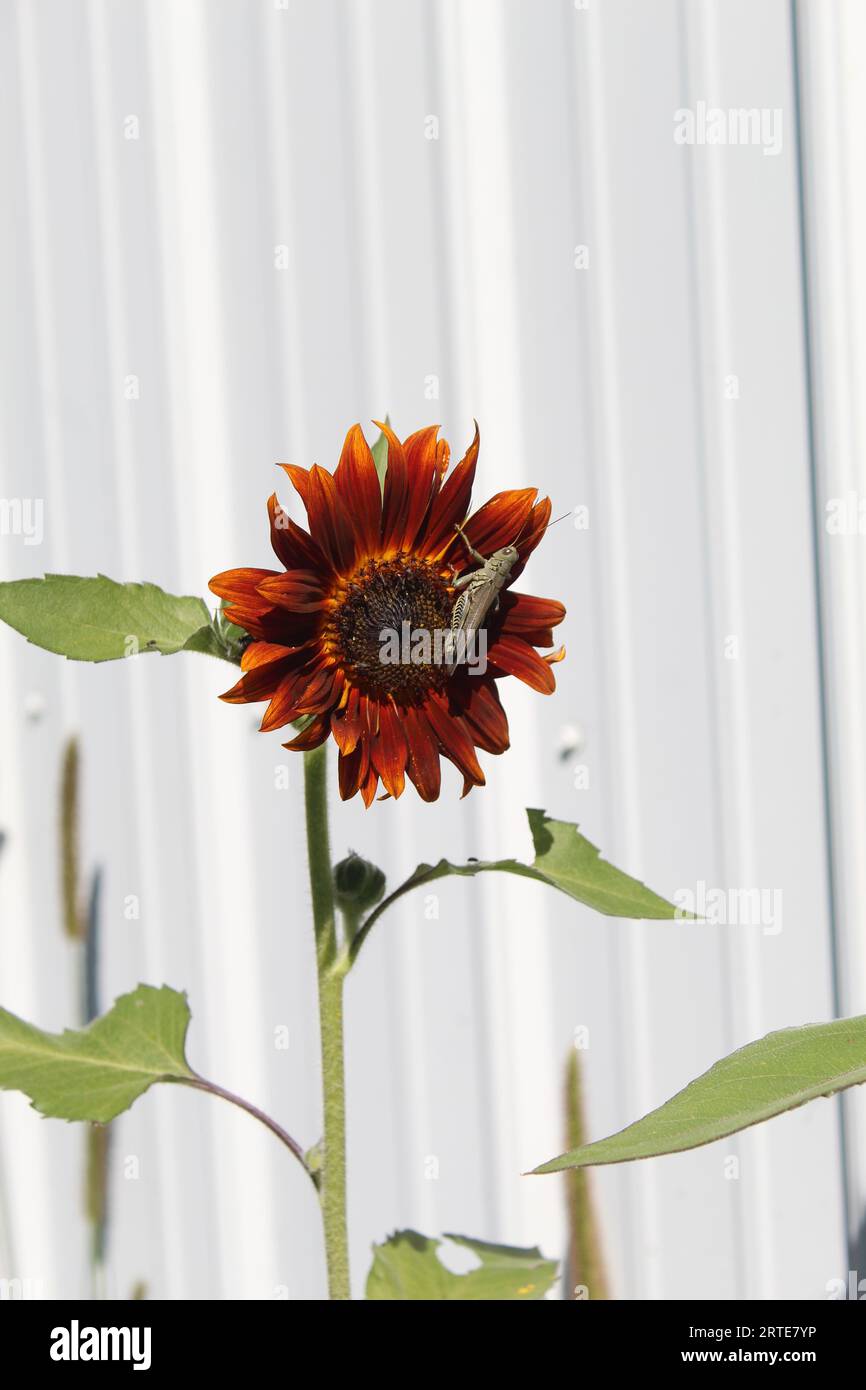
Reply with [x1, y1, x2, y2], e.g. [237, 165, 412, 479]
[303, 744, 351, 1300]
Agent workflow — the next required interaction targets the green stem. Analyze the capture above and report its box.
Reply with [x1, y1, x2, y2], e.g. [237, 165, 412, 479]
[303, 744, 351, 1301]
[183, 1075, 313, 1183]
[316, 969, 349, 1299]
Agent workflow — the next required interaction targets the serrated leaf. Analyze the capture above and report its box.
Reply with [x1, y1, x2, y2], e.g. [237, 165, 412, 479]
[533, 1014, 866, 1173]
[0, 985, 193, 1122]
[353, 808, 682, 958]
[366, 1231, 558, 1300]
[371, 418, 390, 496]
[0, 574, 211, 662]
[182, 624, 225, 659]
[184, 608, 251, 664]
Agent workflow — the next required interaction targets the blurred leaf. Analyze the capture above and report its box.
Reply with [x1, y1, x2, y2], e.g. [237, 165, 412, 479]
[0, 985, 193, 1123]
[371, 419, 390, 495]
[0, 575, 210, 662]
[534, 1014, 866, 1173]
[366, 1231, 557, 1301]
[352, 809, 683, 960]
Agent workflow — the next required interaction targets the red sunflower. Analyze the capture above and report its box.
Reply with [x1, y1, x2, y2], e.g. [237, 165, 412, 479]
[210, 423, 565, 805]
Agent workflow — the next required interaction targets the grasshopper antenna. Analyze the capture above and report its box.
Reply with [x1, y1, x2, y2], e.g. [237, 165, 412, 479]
[543, 511, 572, 532]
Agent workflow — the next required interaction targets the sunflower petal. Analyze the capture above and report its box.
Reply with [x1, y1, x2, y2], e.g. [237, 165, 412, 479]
[282, 714, 331, 751]
[375, 421, 410, 554]
[267, 493, 334, 575]
[486, 633, 558, 693]
[360, 761, 380, 808]
[260, 672, 309, 731]
[219, 654, 296, 706]
[210, 569, 303, 642]
[209, 568, 278, 604]
[363, 693, 380, 739]
[241, 640, 307, 673]
[450, 488, 537, 568]
[405, 426, 449, 482]
[369, 702, 408, 798]
[279, 463, 313, 510]
[498, 590, 566, 634]
[511, 628, 555, 647]
[258, 652, 334, 729]
[293, 664, 341, 716]
[338, 743, 367, 801]
[418, 421, 480, 558]
[257, 570, 331, 612]
[331, 686, 363, 755]
[462, 680, 511, 754]
[277, 464, 357, 572]
[334, 425, 381, 556]
[424, 694, 486, 787]
[510, 497, 552, 581]
[401, 425, 445, 550]
[403, 707, 442, 801]
[307, 465, 358, 572]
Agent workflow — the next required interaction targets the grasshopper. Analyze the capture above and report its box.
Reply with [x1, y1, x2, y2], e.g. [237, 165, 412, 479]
[443, 521, 519, 675]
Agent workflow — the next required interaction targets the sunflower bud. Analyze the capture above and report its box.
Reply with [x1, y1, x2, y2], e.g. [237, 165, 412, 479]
[333, 852, 385, 914]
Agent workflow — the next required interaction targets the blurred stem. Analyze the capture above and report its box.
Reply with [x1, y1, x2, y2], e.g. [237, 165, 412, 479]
[60, 737, 84, 941]
[303, 744, 350, 1301]
[61, 739, 111, 1298]
[565, 1049, 609, 1300]
[85, 1121, 111, 1298]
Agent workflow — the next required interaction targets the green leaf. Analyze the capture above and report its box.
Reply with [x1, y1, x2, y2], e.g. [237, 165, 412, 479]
[366, 1231, 558, 1300]
[0, 985, 193, 1123]
[0, 575, 212, 662]
[182, 624, 226, 660]
[533, 1014, 866, 1174]
[371, 418, 390, 496]
[183, 609, 249, 664]
[351, 808, 683, 960]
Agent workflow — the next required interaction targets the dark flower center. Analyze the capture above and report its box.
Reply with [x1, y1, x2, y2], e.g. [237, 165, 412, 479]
[326, 556, 454, 701]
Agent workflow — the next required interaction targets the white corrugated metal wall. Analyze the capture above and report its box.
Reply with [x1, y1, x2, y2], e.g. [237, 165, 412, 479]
[0, 0, 861, 1299]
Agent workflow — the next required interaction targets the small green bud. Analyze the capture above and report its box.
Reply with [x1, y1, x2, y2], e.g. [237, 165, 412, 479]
[304, 1140, 324, 1187]
[333, 851, 386, 914]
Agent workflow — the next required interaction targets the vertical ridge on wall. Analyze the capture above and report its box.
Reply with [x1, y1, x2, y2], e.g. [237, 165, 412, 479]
[0, 0, 854, 1299]
[86, 0, 190, 1300]
[447, 0, 562, 1257]
[146, 0, 283, 1297]
[680, 0, 775, 1301]
[794, 0, 866, 1269]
